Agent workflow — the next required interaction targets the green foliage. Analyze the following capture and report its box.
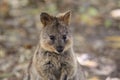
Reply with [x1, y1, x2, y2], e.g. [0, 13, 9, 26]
[104, 19, 112, 28]
[45, 3, 58, 14]
[79, 7, 101, 26]
[88, 7, 99, 16]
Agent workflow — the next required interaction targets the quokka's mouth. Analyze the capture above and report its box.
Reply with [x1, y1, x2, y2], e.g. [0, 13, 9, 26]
[54, 49, 64, 54]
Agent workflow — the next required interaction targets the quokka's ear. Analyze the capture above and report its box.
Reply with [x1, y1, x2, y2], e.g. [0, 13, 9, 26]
[59, 11, 71, 25]
[40, 12, 53, 26]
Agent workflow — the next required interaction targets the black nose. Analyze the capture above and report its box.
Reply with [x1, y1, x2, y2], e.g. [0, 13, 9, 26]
[56, 46, 64, 53]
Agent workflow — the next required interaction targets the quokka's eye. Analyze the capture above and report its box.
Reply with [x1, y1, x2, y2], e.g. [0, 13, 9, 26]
[63, 35, 67, 40]
[50, 35, 55, 41]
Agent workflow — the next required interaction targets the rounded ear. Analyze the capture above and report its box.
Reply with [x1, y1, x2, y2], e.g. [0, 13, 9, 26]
[59, 11, 71, 25]
[40, 12, 53, 26]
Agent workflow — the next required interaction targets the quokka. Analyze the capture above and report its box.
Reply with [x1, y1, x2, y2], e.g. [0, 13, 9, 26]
[26, 11, 86, 80]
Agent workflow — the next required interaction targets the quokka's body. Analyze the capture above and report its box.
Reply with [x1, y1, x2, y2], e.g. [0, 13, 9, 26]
[27, 11, 86, 80]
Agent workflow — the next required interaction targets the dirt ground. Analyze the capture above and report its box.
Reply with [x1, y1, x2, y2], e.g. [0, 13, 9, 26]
[0, 0, 120, 80]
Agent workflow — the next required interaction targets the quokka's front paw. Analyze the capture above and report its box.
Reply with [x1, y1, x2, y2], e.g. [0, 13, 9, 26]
[60, 72, 68, 80]
[61, 75, 67, 80]
[44, 61, 54, 69]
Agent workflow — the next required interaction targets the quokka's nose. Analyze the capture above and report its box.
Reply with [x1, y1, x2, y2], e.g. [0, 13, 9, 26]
[56, 46, 64, 53]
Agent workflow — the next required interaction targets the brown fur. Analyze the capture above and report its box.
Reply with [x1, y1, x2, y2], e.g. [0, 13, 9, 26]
[26, 11, 86, 80]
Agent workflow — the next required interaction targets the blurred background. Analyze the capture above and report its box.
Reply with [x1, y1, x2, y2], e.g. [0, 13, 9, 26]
[0, 0, 120, 80]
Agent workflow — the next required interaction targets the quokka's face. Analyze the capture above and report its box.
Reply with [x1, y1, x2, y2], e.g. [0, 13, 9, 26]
[40, 11, 73, 54]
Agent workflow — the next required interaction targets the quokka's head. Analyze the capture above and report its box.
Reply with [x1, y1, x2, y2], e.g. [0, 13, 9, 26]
[40, 11, 73, 54]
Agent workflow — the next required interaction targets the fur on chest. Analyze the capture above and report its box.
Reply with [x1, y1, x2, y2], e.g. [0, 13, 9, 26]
[35, 51, 75, 68]
[32, 50, 76, 77]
